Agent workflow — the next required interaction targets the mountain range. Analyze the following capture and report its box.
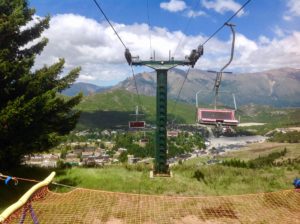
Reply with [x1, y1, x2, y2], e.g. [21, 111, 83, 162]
[62, 82, 110, 96]
[65, 67, 300, 107]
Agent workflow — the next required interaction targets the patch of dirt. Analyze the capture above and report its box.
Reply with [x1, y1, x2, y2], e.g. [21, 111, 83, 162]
[202, 205, 238, 219]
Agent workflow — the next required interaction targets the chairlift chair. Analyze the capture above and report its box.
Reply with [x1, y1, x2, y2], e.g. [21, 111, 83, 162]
[196, 23, 238, 127]
[167, 130, 179, 137]
[197, 108, 238, 126]
[129, 121, 146, 129]
[128, 106, 145, 129]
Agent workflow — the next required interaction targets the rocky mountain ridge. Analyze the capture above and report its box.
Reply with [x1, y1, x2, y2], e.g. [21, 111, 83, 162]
[64, 68, 300, 107]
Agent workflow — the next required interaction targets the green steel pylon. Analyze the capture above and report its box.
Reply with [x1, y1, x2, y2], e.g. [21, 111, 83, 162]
[125, 48, 203, 175]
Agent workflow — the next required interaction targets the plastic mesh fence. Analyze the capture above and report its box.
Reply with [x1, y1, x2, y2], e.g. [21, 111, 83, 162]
[3, 188, 300, 224]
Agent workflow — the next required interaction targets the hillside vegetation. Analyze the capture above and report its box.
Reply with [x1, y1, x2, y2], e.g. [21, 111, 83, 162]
[76, 89, 196, 128]
[269, 131, 300, 143]
[1, 142, 299, 213]
[74, 89, 300, 130]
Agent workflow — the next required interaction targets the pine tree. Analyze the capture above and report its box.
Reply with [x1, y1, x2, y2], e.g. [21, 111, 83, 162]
[0, 0, 82, 168]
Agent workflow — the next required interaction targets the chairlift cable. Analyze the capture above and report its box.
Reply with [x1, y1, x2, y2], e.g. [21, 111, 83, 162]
[92, 0, 127, 49]
[172, 20, 192, 58]
[91, 0, 144, 115]
[130, 65, 143, 111]
[173, 0, 200, 57]
[201, 0, 252, 46]
[170, 67, 191, 121]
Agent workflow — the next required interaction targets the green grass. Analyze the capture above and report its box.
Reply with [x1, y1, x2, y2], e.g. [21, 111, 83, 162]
[218, 142, 300, 161]
[2, 143, 299, 213]
[52, 163, 299, 197]
[237, 105, 300, 123]
[236, 105, 300, 134]
[1, 165, 298, 213]
[11, 143, 300, 196]
[269, 131, 300, 143]
[76, 89, 196, 128]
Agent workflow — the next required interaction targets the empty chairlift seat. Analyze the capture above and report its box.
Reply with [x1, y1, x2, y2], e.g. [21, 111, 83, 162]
[129, 121, 146, 129]
[197, 109, 238, 126]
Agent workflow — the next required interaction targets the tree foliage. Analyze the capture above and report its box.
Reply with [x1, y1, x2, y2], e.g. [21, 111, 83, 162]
[0, 0, 82, 168]
[222, 148, 288, 169]
[269, 131, 300, 143]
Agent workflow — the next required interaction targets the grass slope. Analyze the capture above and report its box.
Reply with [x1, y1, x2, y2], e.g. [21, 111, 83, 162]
[238, 105, 300, 125]
[76, 89, 196, 128]
[50, 142, 300, 196]
[2, 143, 299, 213]
[218, 142, 300, 161]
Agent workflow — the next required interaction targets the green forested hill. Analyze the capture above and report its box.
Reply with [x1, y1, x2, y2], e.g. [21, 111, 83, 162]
[75, 90, 196, 129]
[73, 90, 300, 129]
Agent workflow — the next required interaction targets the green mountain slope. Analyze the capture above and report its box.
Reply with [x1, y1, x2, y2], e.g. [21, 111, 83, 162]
[76, 90, 196, 129]
[73, 90, 300, 129]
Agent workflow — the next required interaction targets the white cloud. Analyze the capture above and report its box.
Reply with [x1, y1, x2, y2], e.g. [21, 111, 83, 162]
[181, 30, 300, 73]
[242, 31, 300, 71]
[273, 26, 285, 38]
[286, 0, 300, 17]
[160, 0, 187, 12]
[33, 14, 300, 85]
[160, 0, 206, 18]
[283, 15, 292, 21]
[79, 74, 97, 81]
[186, 9, 206, 18]
[283, 0, 300, 21]
[258, 35, 270, 45]
[201, 0, 244, 16]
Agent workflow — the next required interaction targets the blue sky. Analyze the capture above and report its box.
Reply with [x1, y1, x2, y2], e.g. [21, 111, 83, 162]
[28, 0, 300, 86]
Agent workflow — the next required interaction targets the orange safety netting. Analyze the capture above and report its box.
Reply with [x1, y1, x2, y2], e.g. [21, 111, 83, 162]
[3, 187, 300, 224]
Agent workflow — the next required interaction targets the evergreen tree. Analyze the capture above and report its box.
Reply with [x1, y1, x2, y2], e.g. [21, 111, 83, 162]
[0, 0, 82, 168]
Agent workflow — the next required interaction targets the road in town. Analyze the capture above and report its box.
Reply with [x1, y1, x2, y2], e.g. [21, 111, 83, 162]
[207, 135, 267, 151]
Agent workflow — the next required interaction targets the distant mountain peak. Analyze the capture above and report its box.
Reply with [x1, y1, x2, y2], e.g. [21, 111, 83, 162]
[63, 68, 300, 107]
[112, 67, 300, 107]
[62, 82, 111, 96]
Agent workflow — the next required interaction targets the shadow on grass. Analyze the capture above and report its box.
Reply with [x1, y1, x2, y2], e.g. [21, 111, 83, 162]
[78, 111, 136, 129]
[78, 110, 188, 129]
[49, 176, 82, 193]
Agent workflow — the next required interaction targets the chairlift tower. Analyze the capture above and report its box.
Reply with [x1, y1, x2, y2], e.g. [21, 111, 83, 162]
[125, 47, 203, 175]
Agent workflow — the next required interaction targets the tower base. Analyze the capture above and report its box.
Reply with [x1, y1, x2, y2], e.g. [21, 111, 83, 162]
[150, 170, 173, 178]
